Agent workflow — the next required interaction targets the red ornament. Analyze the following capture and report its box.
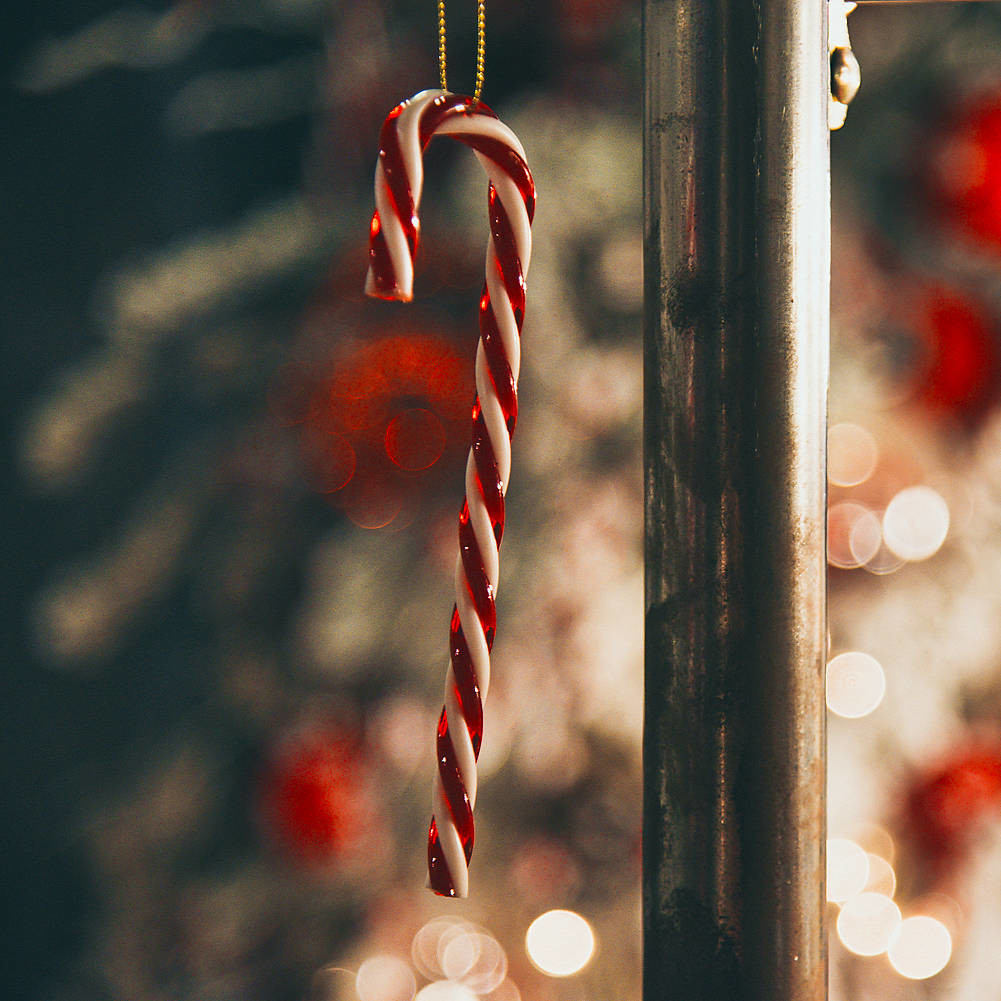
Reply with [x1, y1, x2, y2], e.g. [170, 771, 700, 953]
[910, 286, 1000, 424]
[274, 331, 472, 529]
[923, 89, 1001, 254]
[905, 745, 1001, 873]
[258, 722, 381, 867]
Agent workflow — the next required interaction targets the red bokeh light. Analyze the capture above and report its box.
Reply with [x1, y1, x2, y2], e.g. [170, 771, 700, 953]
[511, 837, 583, 903]
[924, 90, 1001, 255]
[385, 408, 447, 470]
[905, 745, 1001, 874]
[279, 331, 474, 528]
[258, 722, 382, 867]
[911, 286, 999, 424]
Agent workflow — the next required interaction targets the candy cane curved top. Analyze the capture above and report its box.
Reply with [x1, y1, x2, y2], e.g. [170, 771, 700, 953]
[365, 89, 535, 898]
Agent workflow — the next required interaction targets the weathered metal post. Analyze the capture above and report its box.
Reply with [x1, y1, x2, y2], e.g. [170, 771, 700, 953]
[643, 0, 829, 998]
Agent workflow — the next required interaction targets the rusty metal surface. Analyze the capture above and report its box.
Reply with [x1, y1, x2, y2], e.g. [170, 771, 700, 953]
[642, 0, 829, 998]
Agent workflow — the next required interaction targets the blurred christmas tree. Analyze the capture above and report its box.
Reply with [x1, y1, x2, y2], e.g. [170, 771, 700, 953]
[8, 2, 1001, 1000]
[3, 3, 641, 1000]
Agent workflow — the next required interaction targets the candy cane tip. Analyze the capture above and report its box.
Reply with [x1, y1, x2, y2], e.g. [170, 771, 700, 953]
[364, 269, 413, 303]
[425, 877, 467, 899]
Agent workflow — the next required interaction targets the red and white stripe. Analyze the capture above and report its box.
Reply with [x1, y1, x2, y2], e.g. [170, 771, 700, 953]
[365, 89, 535, 897]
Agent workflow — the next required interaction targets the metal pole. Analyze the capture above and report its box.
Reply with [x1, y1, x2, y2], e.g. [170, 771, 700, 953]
[643, 0, 828, 998]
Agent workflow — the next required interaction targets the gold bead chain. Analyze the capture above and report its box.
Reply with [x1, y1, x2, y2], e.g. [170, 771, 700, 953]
[437, 1, 486, 102]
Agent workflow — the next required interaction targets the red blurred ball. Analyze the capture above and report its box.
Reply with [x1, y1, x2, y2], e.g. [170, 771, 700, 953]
[910, 286, 1000, 424]
[288, 332, 473, 529]
[923, 90, 1001, 255]
[905, 746, 1001, 872]
[258, 722, 381, 868]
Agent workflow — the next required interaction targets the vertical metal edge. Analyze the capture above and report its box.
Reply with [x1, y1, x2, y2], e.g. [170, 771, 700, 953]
[642, 0, 829, 997]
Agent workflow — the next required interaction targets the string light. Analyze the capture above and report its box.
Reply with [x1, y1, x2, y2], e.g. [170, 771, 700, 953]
[826, 652, 886, 719]
[828, 422, 878, 487]
[882, 486, 950, 562]
[836, 892, 901, 957]
[356, 956, 417, 1001]
[525, 910, 596, 977]
[887, 916, 952, 979]
[413, 918, 470, 980]
[415, 982, 478, 1001]
[440, 929, 507, 994]
[862, 853, 896, 898]
[828, 502, 881, 569]
[827, 838, 869, 903]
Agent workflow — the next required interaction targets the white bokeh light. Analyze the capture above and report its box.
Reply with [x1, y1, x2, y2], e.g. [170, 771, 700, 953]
[412, 917, 469, 981]
[414, 981, 478, 1001]
[882, 486, 949, 562]
[887, 916, 952, 980]
[440, 930, 480, 983]
[827, 839, 870, 903]
[442, 931, 508, 994]
[848, 509, 882, 566]
[863, 854, 896, 898]
[828, 422, 879, 487]
[857, 823, 896, 864]
[826, 652, 886, 719]
[828, 502, 880, 569]
[863, 539, 906, 576]
[525, 910, 596, 977]
[356, 955, 416, 1001]
[837, 892, 902, 956]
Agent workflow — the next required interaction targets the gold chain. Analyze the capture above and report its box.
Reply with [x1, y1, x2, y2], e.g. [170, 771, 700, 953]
[437, 1, 486, 102]
[438, 0, 448, 91]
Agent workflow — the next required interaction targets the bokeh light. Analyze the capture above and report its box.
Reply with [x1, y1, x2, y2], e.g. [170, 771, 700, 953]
[862, 854, 896, 898]
[887, 916, 952, 980]
[925, 91, 1001, 252]
[828, 422, 879, 487]
[525, 910, 596, 977]
[828, 502, 881, 569]
[862, 538, 906, 576]
[301, 430, 356, 493]
[836, 892, 902, 957]
[441, 931, 507, 994]
[257, 721, 381, 868]
[412, 917, 468, 981]
[481, 980, 521, 1001]
[848, 509, 883, 567]
[292, 333, 472, 529]
[385, 408, 446, 471]
[356, 955, 417, 1001]
[905, 746, 1001, 868]
[910, 288, 1000, 422]
[414, 981, 478, 1001]
[857, 823, 896, 865]
[882, 486, 950, 562]
[826, 652, 886, 719]
[827, 838, 870, 903]
[512, 838, 583, 903]
[927, 108, 997, 233]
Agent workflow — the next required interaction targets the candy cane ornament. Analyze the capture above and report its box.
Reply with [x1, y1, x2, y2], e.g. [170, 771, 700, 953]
[365, 89, 535, 897]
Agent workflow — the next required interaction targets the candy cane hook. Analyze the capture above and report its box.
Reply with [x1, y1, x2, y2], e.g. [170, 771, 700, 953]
[365, 89, 535, 898]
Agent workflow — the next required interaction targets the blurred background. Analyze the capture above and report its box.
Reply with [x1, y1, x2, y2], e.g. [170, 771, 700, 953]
[6, 2, 1001, 1000]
